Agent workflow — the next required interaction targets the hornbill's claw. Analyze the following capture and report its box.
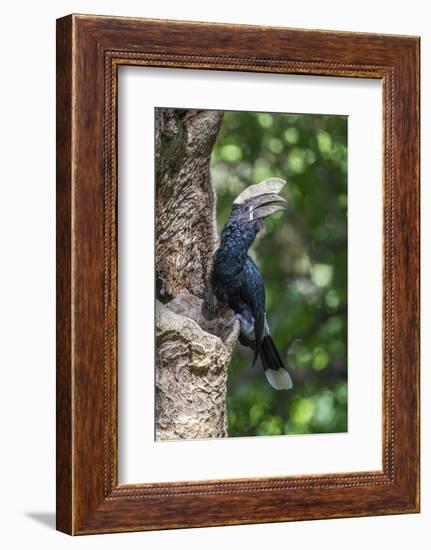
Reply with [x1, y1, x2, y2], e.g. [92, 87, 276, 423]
[226, 313, 241, 329]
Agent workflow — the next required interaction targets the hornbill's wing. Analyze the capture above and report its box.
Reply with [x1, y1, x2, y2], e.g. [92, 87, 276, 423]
[240, 256, 265, 366]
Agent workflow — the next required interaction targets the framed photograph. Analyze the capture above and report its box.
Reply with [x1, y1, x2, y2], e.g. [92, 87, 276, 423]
[56, 14, 420, 535]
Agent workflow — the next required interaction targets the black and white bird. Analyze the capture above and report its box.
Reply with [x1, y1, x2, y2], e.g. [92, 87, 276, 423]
[211, 178, 293, 390]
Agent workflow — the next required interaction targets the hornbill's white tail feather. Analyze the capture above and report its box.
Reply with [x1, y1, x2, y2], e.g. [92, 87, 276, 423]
[261, 334, 293, 390]
[264, 367, 293, 391]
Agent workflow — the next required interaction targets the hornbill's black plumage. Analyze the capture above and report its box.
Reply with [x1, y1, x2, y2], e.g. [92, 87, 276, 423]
[211, 178, 293, 390]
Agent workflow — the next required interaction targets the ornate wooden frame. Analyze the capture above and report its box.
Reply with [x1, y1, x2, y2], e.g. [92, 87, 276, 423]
[56, 14, 420, 535]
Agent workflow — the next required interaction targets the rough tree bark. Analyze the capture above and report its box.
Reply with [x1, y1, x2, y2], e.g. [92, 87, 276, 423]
[155, 109, 238, 440]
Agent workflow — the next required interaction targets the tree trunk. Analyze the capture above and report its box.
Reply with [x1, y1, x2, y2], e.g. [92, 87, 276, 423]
[155, 109, 238, 441]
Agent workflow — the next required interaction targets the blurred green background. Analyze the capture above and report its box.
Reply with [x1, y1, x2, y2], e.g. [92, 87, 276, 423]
[211, 110, 348, 437]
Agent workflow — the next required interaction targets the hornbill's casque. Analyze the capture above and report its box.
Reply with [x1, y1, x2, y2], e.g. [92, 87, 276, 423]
[211, 178, 293, 390]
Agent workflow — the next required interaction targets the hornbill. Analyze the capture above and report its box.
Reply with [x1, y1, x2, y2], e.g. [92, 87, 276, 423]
[211, 178, 293, 390]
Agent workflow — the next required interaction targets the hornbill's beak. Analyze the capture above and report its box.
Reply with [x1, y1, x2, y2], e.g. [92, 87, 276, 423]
[233, 178, 287, 221]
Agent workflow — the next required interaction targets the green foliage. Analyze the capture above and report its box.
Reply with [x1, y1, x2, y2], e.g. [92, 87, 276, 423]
[211, 110, 348, 437]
